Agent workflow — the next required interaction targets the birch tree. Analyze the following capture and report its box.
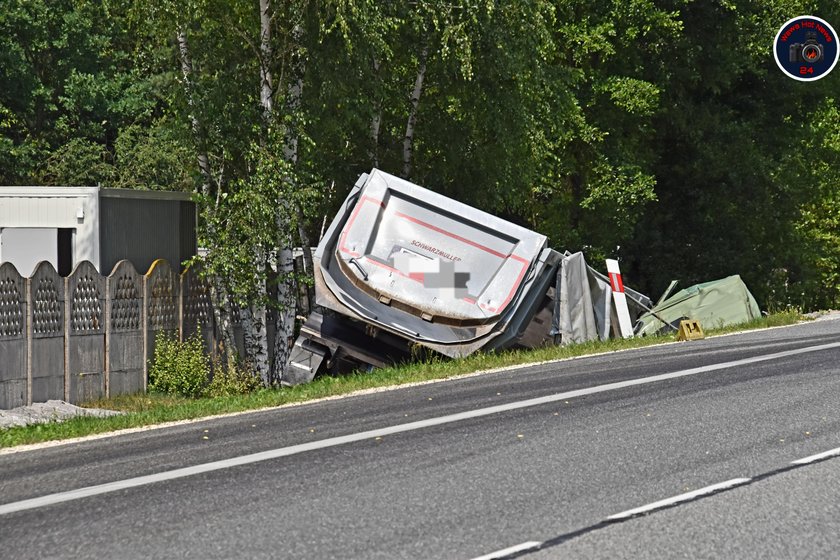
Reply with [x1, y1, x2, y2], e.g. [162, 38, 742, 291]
[398, 1, 487, 180]
[402, 42, 428, 179]
[236, 0, 276, 383]
[273, 13, 307, 383]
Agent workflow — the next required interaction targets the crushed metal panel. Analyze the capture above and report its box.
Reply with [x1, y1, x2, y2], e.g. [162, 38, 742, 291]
[549, 252, 652, 345]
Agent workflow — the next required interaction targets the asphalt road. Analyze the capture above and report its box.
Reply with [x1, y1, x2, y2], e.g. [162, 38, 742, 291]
[1, 317, 839, 559]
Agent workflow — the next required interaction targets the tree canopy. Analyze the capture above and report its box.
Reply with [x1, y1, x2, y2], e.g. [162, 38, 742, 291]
[2, 0, 838, 331]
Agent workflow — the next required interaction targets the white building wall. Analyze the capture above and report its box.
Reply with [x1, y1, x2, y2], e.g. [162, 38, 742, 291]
[0, 228, 58, 277]
[0, 187, 101, 273]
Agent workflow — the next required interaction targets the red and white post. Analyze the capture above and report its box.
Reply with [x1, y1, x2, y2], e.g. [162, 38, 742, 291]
[606, 259, 634, 338]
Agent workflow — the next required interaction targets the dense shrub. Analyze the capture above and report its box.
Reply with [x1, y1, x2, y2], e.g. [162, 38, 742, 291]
[148, 331, 210, 398]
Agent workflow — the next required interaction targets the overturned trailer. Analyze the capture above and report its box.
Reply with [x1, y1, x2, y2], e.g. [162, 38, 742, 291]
[285, 170, 654, 385]
[285, 170, 563, 385]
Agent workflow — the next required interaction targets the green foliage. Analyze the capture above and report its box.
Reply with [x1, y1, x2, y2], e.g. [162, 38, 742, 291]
[206, 357, 264, 398]
[38, 137, 113, 186]
[191, 130, 320, 309]
[597, 77, 660, 117]
[793, 99, 840, 309]
[148, 331, 210, 399]
[582, 162, 658, 229]
[0, 0, 190, 187]
[147, 329, 264, 401]
[112, 121, 195, 191]
[1, 0, 839, 315]
[625, 0, 840, 308]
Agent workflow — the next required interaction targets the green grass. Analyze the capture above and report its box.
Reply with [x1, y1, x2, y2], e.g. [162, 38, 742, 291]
[0, 310, 806, 448]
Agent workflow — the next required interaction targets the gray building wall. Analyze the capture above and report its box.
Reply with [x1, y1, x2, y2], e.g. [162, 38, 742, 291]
[0, 187, 196, 277]
[99, 191, 196, 275]
[0, 187, 100, 273]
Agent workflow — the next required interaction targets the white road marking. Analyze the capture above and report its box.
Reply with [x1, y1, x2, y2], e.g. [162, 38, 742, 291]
[791, 446, 840, 465]
[469, 541, 543, 560]
[1, 339, 675, 455]
[607, 478, 752, 521]
[1, 341, 838, 516]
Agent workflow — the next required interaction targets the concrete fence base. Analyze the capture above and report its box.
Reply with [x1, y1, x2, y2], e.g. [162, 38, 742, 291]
[0, 259, 219, 410]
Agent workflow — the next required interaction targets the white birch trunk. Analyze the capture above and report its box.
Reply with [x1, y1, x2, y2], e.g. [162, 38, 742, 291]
[259, 0, 273, 120]
[241, 245, 270, 383]
[177, 29, 212, 194]
[239, 0, 275, 383]
[273, 23, 306, 383]
[403, 43, 429, 179]
[370, 55, 382, 168]
[273, 244, 297, 382]
[241, 303, 269, 381]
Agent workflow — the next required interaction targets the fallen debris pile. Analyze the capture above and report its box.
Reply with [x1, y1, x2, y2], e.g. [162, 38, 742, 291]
[285, 170, 651, 385]
[285, 170, 769, 385]
[635, 275, 761, 336]
[0, 400, 122, 430]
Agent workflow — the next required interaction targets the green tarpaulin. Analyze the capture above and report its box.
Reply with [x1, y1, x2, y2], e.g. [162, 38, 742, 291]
[636, 275, 761, 336]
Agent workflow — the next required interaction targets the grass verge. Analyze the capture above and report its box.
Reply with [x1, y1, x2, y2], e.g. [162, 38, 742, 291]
[0, 310, 805, 448]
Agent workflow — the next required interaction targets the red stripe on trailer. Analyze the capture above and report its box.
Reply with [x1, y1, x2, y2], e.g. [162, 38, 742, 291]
[609, 272, 624, 293]
[338, 196, 385, 257]
[340, 199, 533, 315]
[394, 210, 508, 260]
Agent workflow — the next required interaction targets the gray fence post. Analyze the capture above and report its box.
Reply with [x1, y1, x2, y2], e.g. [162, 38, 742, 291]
[65, 261, 106, 404]
[182, 266, 214, 355]
[0, 263, 27, 409]
[106, 260, 144, 397]
[178, 268, 184, 342]
[26, 275, 31, 406]
[142, 265, 149, 393]
[29, 261, 65, 403]
[144, 259, 179, 389]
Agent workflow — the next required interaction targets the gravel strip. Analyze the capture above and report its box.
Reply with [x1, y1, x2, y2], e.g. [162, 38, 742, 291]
[0, 400, 122, 430]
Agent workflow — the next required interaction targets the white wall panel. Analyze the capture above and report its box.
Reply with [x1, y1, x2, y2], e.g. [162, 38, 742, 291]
[0, 188, 100, 271]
